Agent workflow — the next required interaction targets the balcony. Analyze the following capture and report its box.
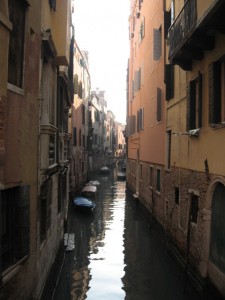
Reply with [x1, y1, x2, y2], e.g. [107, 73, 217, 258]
[168, 0, 225, 70]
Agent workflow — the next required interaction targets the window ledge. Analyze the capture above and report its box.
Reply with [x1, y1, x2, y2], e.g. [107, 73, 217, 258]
[2, 256, 28, 287]
[210, 122, 225, 129]
[7, 83, 24, 96]
[0, 12, 12, 31]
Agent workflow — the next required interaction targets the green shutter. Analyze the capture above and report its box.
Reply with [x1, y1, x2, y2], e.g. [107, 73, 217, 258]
[198, 73, 202, 128]
[209, 62, 221, 124]
[189, 80, 196, 130]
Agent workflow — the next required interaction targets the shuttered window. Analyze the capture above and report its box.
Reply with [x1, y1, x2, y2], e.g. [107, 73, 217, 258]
[165, 64, 174, 100]
[8, 0, 27, 88]
[209, 62, 221, 124]
[134, 69, 141, 91]
[73, 127, 77, 146]
[157, 88, 162, 122]
[137, 108, 144, 132]
[187, 74, 202, 130]
[153, 27, 162, 61]
[128, 115, 136, 136]
[164, 11, 171, 39]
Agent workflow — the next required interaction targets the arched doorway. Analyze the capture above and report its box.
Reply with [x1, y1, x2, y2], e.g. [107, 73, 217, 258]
[209, 182, 225, 273]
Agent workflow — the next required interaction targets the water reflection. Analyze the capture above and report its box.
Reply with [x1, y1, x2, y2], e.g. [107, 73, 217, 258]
[53, 170, 207, 300]
[69, 172, 126, 299]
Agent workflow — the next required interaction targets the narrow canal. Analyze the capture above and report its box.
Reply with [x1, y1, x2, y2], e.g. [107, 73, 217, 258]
[43, 168, 222, 300]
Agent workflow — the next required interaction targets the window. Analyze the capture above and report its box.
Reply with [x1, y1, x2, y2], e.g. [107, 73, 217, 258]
[127, 115, 136, 136]
[49, 0, 56, 11]
[74, 75, 79, 94]
[73, 127, 77, 146]
[153, 27, 162, 61]
[134, 68, 141, 92]
[209, 60, 225, 125]
[139, 17, 145, 42]
[187, 74, 202, 130]
[165, 64, 174, 100]
[140, 164, 143, 181]
[157, 88, 162, 122]
[149, 166, 153, 187]
[166, 130, 172, 169]
[156, 169, 161, 192]
[40, 179, 52, 242]
[190, 194, 199, 224]
[1, 186, 30, 272]
[137, 108, 144, 131]
[49, 134, 56, 166]
[175, 186, 180, 205]
[8, 0, 27, 88]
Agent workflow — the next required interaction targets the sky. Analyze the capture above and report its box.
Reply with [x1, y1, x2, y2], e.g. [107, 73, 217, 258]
[73, 0, 130, 124]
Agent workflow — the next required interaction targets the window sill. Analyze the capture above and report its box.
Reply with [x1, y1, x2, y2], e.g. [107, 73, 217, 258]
[210, 122, 225, 129]
[7, 83, 24, 96]
[0, 12, 12, 31]
[2, 256, 28, 287]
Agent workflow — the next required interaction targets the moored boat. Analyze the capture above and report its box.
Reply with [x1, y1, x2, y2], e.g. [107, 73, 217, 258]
[73, 196, 96, 212]
[117, 171, 126, 180]
[100, 166, 110, 174]
[81, 185, 97, 197]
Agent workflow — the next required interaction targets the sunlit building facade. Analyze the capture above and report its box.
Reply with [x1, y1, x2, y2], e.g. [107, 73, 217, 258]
[127, 0, 166, 224]
[165, 0, 225, 296]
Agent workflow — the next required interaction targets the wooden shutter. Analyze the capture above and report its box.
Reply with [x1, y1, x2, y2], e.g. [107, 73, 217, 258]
[209, 62, 221, 124]
[198, 73, 202, 128]
[164, 11, 171, 39]
[165, 64, 174, 100]
[73, 127, 77, 146]
[15, 186, 30, 260]
[157, 88, 162, 122]
[189, 80, 196, 130]
[153, 28, 162, 61]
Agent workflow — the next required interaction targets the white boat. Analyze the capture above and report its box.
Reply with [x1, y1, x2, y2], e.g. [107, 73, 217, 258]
[81, 185, 97, 197]
[100, 166, 110, 174]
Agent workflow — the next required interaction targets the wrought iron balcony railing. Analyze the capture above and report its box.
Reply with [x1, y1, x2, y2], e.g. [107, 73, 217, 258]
[168, 0, 197, 59]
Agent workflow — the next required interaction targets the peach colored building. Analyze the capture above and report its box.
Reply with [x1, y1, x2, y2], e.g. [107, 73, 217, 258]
[127, 0, 166, 225]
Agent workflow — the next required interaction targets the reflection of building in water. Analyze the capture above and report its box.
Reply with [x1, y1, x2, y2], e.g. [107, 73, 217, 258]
[71, 267, 91, 300]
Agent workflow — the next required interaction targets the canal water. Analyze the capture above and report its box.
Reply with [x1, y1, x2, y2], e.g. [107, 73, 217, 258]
[45, 169, 221, 300]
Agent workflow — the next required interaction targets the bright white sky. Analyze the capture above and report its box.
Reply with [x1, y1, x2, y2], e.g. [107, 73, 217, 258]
[73, 0, 130, 124]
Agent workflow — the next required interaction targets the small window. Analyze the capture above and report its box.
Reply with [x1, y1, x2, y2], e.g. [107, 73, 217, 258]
[166, 130, 172, 169]
[153, 27, 162, 61]
[8, 0, 27, 88]
[149, 166, 153, 187]
[156, 169, 161, 192]
[140, 164, 143, 181]
[190, 194, 199, 223]
[73, 127, 77, 146]
[157, 88, 162, 122]
[49, 134, 56, 166]
[49, 0, 56, 11]
[175, 186, 179, 205]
